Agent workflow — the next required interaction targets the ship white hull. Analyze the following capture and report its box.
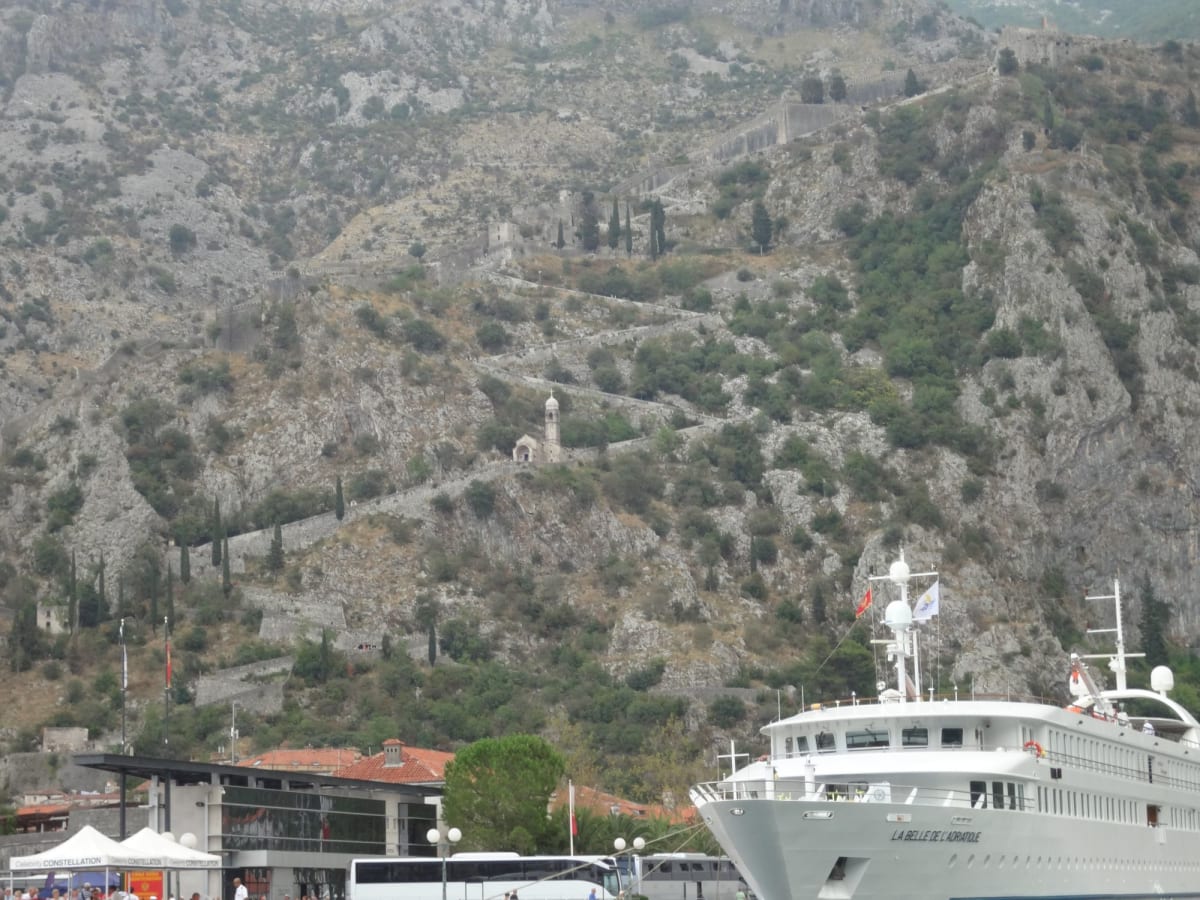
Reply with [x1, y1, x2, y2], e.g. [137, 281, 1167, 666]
[697, 796, 1200, 900]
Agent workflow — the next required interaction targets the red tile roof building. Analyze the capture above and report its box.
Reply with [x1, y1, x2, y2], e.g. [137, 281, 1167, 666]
[332, 739, 453, 785]
[553, 784, 695, 824]
[235, 746, 364, 774]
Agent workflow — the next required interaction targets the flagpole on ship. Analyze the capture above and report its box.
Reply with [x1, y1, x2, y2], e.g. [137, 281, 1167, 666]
[120, 617, 128, 838]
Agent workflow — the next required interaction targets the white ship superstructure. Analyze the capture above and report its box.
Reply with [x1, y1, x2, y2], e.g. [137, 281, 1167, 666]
[690, 556, 1200, 900]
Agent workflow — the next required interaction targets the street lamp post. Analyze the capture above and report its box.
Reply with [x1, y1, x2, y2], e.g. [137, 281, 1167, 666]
[427, 825, 462, 900]
[613, 837, 646, 896]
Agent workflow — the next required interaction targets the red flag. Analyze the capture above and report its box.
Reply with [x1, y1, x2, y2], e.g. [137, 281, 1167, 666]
[570, 811, 578, 836]
[854, 586, 873, 619]
[166, 639, 172, 688]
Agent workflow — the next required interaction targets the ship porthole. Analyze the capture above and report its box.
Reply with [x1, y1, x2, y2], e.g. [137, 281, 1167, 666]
[967, 855, 975, 869]
[947, 854, 957, 869]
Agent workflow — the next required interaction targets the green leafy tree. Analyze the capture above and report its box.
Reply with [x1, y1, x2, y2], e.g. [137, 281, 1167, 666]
[997, 48, 1018, 75]
[335, 476, 345, 521]
[751, 200, 773, 254]
[443, 735, 566, 853]
[800, 75, 824, 104]
[607, 198, 621, 250]
[168, 224, 197, 254]
[9, 602, 40, 672]
[294, 628, 342, 684]
[267, 522, 285, 573]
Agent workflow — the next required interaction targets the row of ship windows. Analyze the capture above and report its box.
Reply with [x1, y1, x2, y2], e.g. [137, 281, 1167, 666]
[948, 855, 1200, 871]
[782, 726, 956, 755]
[1034, 785, 1158, 825]
[1041, 728, 1200, 791]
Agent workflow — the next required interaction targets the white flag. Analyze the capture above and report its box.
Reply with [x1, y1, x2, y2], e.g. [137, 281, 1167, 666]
[914, 581, 940, 622]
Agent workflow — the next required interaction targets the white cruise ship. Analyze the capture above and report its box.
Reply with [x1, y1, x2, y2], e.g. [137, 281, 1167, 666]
[690, 555, 1200, 900]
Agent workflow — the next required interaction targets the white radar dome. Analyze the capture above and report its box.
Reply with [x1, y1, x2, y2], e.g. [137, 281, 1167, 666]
[888, 557, 911, 584]
[1151, 666, 1175, 694]
[884, 599, 913, 629]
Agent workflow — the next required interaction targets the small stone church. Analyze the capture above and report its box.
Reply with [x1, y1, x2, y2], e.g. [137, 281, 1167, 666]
[512, 393, 562, 464]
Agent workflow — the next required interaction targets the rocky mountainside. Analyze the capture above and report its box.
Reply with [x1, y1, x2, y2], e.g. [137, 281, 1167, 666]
[942, 0, 1200, 41]
[2, 0, 1200, 798]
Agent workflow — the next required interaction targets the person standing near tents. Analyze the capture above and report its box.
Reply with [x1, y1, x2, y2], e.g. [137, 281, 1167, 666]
[232, 880, 248, 900]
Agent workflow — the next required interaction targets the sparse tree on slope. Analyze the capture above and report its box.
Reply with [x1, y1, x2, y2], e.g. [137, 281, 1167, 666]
[608, 197, 621, 250]
[267, 522, 284, 573]
[751, 200, 773, 254]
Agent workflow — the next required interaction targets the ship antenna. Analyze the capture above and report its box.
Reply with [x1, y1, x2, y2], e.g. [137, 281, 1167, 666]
[1083, 575, 1142, 693]
[870, 550, 940, 701]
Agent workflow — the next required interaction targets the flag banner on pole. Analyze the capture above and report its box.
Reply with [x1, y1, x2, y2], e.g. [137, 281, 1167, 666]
[120, 619, 128, 691]
[569, 780, 578, 836]
[854, 586, 873, 619]
[166, 638, 172, 688]
[914, 581, 941, 622]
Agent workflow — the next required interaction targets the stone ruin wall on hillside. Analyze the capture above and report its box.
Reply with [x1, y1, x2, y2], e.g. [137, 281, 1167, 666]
[997, 27, 1112, 68]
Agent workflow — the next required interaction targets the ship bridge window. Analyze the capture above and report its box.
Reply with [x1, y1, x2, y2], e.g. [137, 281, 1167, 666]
[785, 736, 792, 756]
[796, 736, 809, 753]
[902, 727, 928, 747]
[846, 728, 890, 749]
[942, 727, 964, 748]
[816, 732, 836, 752]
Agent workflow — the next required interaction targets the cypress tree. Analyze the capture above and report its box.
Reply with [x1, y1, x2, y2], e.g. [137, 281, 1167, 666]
[608, 198, 621, 250]
[624, 204, 632, 256]
[211, 498, 223, 566]
[166, 562, 175, 632]
[335, 476, 345, 521]
[648, 200, 667, 260]
[180, 542, 191, 584]
[751, 200, 773, 254]
[903, 68, 921, 98]
[149, 559, 160, 627]
[427, 624, 437, 666]
[68, 550, 77, 633]
[267, 522, 285, 573]
[116, 573, 127, 621]
[221, 538, 231, 596]
[96, 553, 107, 621]
[556, 220, 565, 250]
[1186, 90, 1200, 128]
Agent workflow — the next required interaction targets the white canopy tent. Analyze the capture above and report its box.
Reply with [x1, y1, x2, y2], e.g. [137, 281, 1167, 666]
[119, 829, 222, 869]
[11, 826, 160, 871]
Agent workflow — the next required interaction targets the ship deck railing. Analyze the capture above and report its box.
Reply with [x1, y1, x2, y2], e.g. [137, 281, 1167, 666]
[691, 778, 1033, 810]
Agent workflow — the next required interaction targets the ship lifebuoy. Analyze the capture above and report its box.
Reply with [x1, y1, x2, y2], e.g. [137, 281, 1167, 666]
[1023, 740, 1046, 758]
